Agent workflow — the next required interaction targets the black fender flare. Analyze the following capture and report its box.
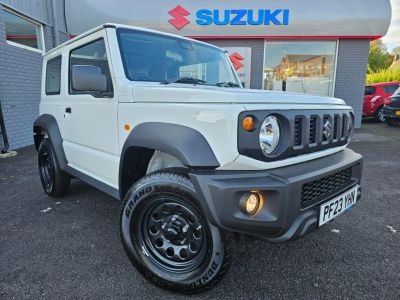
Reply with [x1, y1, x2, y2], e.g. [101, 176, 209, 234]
[119, 122, 220, 199]
[33, 114, 68, 169]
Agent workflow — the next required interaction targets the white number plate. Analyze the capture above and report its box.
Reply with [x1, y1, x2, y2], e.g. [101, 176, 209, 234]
[319, 185, 359, 226]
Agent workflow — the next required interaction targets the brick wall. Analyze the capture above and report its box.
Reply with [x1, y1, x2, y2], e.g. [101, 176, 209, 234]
[0, 2, 70, 150]
[334, 39, 370, 128]
[0, 6, 52, 149]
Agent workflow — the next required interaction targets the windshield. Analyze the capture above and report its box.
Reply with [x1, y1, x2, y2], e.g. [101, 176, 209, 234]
[117, 29, 240, 87]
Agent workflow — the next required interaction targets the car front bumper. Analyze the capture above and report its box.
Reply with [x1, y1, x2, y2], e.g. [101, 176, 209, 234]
[189, 148, 363, 243]
[383, 106, 400, 120]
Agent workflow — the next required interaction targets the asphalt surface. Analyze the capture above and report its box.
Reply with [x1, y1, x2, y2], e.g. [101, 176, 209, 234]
[0, 121, 399, 299]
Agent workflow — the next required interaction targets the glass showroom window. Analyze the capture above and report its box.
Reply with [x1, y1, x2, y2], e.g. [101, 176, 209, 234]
[3, 8, 44, 51]
[263, 41, 337, 96]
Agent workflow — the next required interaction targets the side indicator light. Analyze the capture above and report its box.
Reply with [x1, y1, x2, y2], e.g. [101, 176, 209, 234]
[124, 124, 131, 131]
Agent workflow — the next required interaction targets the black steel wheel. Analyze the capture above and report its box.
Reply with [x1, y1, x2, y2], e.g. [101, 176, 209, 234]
[137, 196, 207, 273]
[37, 138, 70, 197]
[120, 171, 234, 294]
[38, 147, 55, 193]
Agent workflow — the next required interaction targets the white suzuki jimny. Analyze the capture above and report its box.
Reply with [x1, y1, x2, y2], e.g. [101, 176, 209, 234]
[34, 24, 363, 293]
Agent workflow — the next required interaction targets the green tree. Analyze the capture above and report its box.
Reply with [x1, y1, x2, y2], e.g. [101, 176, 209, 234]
[391, 46, 400, 56]
[368, 40, 393, 73]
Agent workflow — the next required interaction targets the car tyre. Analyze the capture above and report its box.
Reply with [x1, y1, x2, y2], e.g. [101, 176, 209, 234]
[120, 170, 234, 294]
[375, 106, 386, 122]
[37, 138, 70, 197]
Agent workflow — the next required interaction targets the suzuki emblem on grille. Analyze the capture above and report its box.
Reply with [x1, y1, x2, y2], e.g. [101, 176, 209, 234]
[323, 120, 332, 139]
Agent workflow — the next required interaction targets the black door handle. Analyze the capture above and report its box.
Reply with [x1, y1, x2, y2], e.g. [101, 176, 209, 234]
[65, 107, 71, 113]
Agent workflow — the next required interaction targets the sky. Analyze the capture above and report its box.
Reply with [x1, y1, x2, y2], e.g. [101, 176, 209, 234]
[382, 0, 400, 51]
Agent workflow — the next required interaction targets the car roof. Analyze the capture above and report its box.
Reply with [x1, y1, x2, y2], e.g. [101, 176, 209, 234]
[43, 23, 225, 58]
[366, 82, 400, 87]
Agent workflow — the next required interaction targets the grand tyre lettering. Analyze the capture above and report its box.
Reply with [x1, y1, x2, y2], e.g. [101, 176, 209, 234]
[125, 186, 153, 217]
[190, 260, 220, 287]
[196, 9, 289, 26]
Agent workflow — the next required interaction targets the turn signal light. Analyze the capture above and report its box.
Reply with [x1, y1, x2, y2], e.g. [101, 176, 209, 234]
[242, 116, 255, 132]
[124, 124, 131, 131]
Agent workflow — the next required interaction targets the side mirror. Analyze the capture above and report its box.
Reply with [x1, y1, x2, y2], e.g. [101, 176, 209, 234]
[71, 65, 108, 93]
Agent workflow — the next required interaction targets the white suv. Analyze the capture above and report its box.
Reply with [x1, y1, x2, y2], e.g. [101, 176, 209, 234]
[34, 24, 363, 293]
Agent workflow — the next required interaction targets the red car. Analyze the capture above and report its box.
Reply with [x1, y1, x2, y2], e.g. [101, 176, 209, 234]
[363, 82, 400, 122]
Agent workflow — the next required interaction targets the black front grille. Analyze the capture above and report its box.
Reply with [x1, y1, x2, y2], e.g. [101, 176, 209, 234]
[333, 115, 339, 140]
[294, 118, 302, 146]
[237, 109, 353, 163]
[309, 117, 317, 144]
[292, 112, 353, 151]
[301, 167, 353, 207]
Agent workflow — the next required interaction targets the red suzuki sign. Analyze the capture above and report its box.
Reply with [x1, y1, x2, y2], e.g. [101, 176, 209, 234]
[229, 52, 245, 70]
[168, 5, 191, 30]
[226, 47, 252, 88]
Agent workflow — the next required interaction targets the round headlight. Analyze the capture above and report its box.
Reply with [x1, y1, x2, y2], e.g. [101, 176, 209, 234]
[259, 116, 280, 155]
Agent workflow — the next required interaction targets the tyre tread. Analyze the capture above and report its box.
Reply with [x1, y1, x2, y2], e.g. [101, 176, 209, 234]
[38, 139, 70, 197]
[120, 170, 234, 294]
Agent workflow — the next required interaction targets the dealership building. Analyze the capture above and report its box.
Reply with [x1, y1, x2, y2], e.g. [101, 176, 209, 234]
[0, 0, 392, 150]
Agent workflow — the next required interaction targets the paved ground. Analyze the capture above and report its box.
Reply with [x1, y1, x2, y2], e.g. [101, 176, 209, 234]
[0, 121, 399, 299]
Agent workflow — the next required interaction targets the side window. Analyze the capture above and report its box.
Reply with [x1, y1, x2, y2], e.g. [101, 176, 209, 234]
[45, 56, 62, 95]
[382, 84, 399, 95]
[364, 86, 376, 96]
[69, 38, 113, 94]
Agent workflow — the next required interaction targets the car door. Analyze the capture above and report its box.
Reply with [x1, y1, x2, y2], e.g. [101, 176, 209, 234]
[59, 30, 120, 189]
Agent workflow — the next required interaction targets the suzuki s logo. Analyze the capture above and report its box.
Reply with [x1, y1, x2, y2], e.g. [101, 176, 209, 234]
[167, 6, 290, 29]
[229, 52, 245, 70]
[168, 5, 191, 30]
[323, 120, 333, 139]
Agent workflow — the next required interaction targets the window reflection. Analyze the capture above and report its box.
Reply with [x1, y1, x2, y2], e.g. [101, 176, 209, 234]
[4, 9, 43, 50]
[264, 41, 337, 96]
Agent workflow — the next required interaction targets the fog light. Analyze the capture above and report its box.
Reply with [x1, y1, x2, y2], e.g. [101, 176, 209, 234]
[240, 192, 261, 215]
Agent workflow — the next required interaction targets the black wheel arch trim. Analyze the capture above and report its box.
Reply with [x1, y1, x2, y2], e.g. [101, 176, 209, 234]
[33, 114, 68, 169]
[119, 122, 220, 200]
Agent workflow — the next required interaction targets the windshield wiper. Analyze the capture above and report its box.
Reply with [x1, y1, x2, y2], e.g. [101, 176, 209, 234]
[215, 82, 241, 88]
[161, 77, 207, 85]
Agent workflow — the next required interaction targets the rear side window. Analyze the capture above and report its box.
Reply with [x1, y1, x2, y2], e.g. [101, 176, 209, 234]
[393, 87, 400, 97]
[381, 84, 399, 95]
[69, 38, 113, 94]
[45, 56, 62, 95]
[364, 86, 376, 96]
